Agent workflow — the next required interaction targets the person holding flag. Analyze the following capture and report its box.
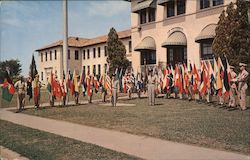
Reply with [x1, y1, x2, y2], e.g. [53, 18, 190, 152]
[1, 70, 15, 106]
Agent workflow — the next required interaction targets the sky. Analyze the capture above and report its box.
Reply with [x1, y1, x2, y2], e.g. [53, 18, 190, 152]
[0, 0, 131, 76]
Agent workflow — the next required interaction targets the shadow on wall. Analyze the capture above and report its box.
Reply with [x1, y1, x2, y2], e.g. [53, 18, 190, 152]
[162, 15, 186, 26]
[196, 6, 224, 19]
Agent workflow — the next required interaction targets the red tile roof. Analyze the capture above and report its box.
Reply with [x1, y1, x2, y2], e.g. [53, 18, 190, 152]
[36, 29, 131, 51]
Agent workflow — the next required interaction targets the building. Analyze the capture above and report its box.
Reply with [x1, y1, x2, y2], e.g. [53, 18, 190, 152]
[36, 29, 131, 83]
[128, 0, 234, 71]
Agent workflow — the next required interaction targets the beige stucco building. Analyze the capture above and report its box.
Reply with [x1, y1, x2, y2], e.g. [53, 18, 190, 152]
[128, 0, 234, 71]
[36, 30, 131, 83]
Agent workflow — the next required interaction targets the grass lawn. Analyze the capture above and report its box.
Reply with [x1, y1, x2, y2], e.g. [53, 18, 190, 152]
[0, 120, 140, 160]
[0, 88, 103, 108]
[22, 97, 250, 155]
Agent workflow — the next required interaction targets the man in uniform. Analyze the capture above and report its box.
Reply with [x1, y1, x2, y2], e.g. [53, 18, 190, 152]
[14, 76, 26, 113]
[228, 66, 237, 108]
[111, 73, 119, 107]
[148, 69, 156, 106]
[237, 63, 249, 110]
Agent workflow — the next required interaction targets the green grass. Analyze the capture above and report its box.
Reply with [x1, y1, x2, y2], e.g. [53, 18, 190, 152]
[0, 120, 140, 160]
[23, 97, 250, 155]
[0, 88, 103, 108]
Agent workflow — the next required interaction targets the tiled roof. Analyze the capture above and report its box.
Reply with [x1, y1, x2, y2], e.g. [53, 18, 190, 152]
[35, 37, 89, 51]
[82, 29, 131, 47]
[36, 29, 131, 51]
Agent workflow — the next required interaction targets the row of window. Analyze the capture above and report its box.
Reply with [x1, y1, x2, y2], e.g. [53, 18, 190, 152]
[83, 64, 108, 76]
[83, 47, 103, 60]
[83, 41, 132, 60]
[138, 0, 224, 25]
[41, 50, 80, 62]
[140, 41, 212, 66]
[41, 41, 132, 62]
[41, 50, 57, 62]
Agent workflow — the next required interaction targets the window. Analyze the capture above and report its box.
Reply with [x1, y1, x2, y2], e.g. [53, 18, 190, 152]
[50, 51, 52, 60]
[140, 9, 147, 24]
[93, 48, 96, 58]
[201, 42, 213, 59]
[41, 72, 43, 81]
[87, 65, 90, 73]
[167, 0, 175, 17]
[200, 0, 210, 9]
[93, 65, 96, 75]
[41, 53, 43, 62]
[83, 66, 86, 75]
[83, 50, 86, 59]
[75, 50, 79, 60]
[87, 49, 90, 59]
[169, 49, 174, 62]
[148, 8, 156, 22]
[54, 50, 57, 60]
[129, 41, 132, 53]
[177, 0, 185, 15]
[104, 64, 107, 73]
[45, 52, 47, 61]
[140, 51, 156, 65]
[68, 49, 70, 59]
[98, 47, 101, 57]
[213, 0, 223, 6]
[98, 64, 101, 75]
[104, 46, 107, 56]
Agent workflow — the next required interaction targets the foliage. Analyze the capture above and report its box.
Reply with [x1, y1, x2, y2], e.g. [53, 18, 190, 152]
[213, 0, 250, 71]
[0, 59, 22, 84]
[106, 27, 129, 75]
[29, 54, 38, 80]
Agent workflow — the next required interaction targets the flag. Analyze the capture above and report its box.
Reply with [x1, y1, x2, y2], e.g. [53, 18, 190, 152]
[217, 57, 223, 90]
[2, 79, 15, 102]
[105, 74, 112, 96]
[73, 70, 79, 93]
[192, 63, 199, 93]
[222, 56, 230, 97]
[61, 71, 67, 97]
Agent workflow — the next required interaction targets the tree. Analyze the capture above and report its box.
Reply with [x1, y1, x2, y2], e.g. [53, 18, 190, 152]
[106, 27, 129, 75]
[0, 59, 22, 83]
[213, 0, 250, 70]
[29, 54, 38, 80]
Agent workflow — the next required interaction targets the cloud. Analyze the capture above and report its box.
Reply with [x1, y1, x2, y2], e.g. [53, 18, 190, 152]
[87, 1, 130, 17]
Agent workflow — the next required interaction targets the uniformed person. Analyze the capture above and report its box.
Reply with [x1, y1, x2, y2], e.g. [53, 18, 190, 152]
[228, 66, 237, 108]
[237, 63, 249, 111]
[148, 69, 156, 106]
[14, 76, 26, 112]
[111, 73, 119, 107]
[33, 74, 41, 108]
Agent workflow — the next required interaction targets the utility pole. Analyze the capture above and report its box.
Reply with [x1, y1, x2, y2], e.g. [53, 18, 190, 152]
[63, 0, 68, 78]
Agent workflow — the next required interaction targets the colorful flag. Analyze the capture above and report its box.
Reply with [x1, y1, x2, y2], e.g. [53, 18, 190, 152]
[1, 79, 15, 102]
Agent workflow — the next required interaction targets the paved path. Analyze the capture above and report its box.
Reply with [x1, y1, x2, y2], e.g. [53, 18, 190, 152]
[0, 108, 249, 160]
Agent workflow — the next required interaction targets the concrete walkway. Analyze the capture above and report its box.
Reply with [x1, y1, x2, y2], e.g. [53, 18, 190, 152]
[0, 108, 249, 160]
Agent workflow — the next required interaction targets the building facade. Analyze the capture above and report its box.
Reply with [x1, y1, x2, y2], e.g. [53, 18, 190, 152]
[129, 0, 234, 71]
[36, 30, 131, 83]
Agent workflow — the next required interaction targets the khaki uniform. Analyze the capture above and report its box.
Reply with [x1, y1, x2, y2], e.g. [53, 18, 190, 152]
[237, 69, 249, 110]
[148, 74, 156, 106]
[14, 80, 26, 111]
[111, 78, 119, 107]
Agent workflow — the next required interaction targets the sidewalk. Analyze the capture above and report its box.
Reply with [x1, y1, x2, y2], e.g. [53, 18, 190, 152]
[0, 108, 248, 160]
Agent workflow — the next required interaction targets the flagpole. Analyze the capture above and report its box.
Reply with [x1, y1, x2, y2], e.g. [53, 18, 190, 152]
[63, 0, 68, 80]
